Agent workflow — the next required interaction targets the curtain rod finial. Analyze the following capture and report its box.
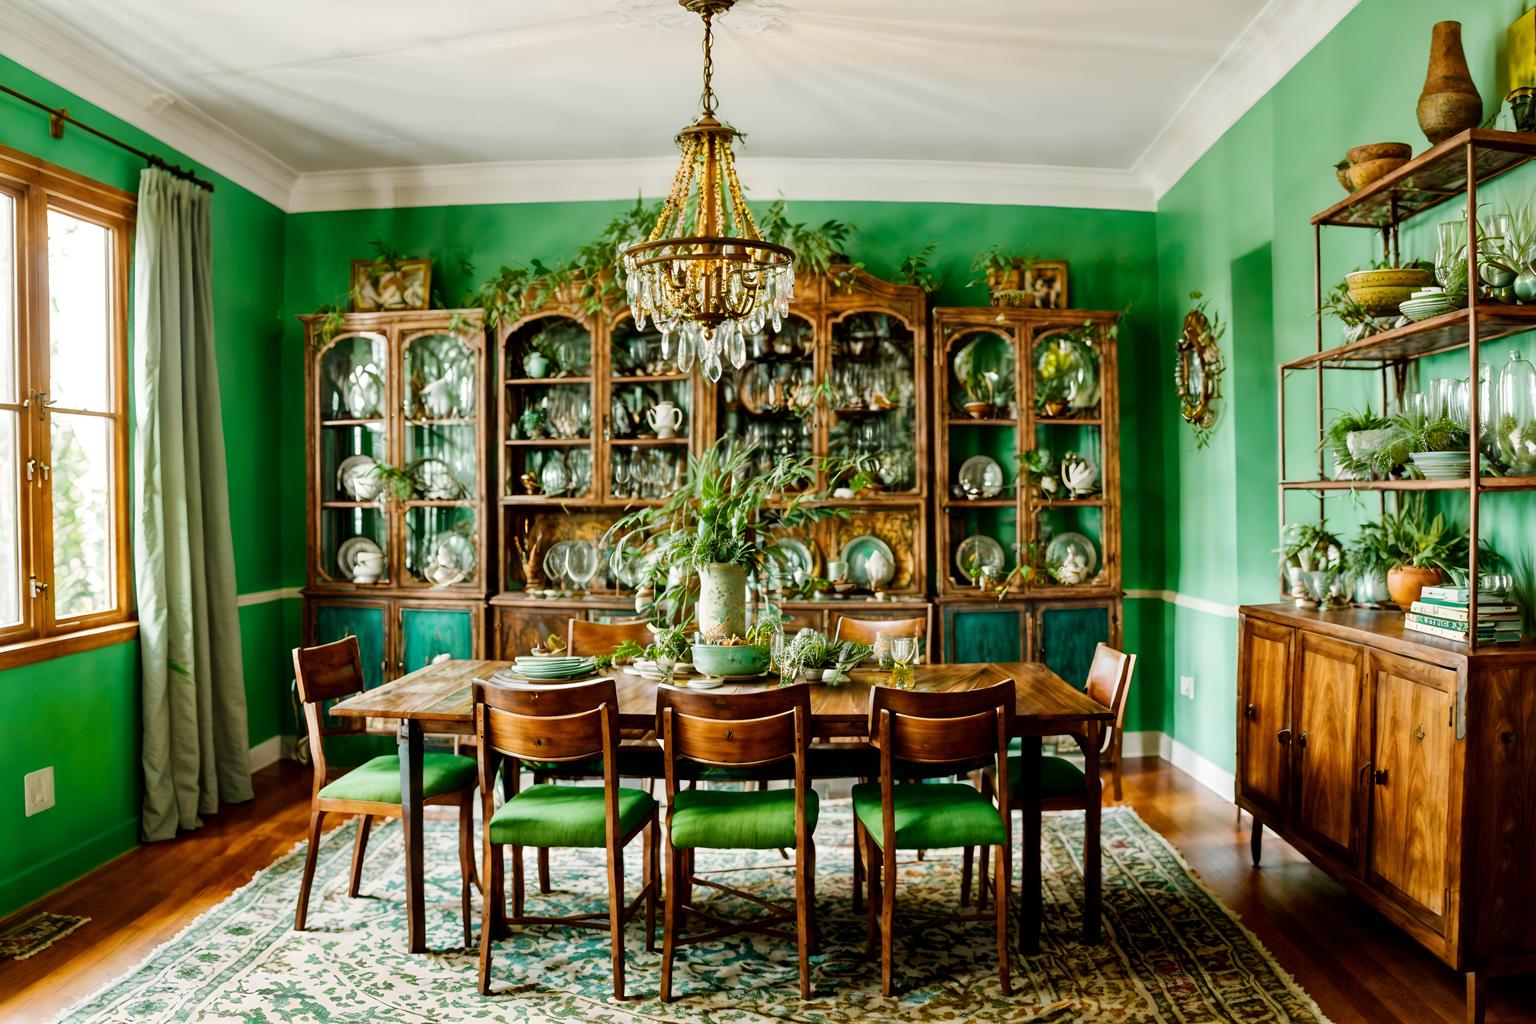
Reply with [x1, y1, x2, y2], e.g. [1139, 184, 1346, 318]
[48, 108, 65, 140]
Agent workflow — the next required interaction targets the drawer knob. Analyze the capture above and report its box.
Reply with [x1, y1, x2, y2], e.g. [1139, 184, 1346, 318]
[1297, 731, 1308, 750]
[1244, 703, 1257, 720]
[1373, 769, 1389, 786]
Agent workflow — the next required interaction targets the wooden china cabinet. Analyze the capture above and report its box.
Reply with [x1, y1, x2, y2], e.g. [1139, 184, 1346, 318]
[489, 266, 934, 657]
[300, 309, 491, 690]
[929, 305, 1122, 685]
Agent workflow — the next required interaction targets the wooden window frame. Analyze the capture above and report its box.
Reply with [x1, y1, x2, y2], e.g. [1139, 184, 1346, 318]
[0, 143, 137, 667]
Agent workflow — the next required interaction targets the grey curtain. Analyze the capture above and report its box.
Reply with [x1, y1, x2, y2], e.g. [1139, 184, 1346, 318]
[133, 168, 252, 841]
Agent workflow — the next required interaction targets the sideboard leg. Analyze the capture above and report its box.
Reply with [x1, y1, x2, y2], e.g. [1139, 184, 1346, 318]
[1249, 820, 1263, 867]
[1465, 971, 1486, 1024]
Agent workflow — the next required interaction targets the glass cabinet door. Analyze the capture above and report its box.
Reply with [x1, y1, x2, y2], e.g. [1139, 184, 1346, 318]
[942, 328, 1020, 593]
[502, 315, 595, 501]
[715, 314, 815, 481]
[1027, 324, 1107, 594]
[401, 328, 482, 588]
[606, 313, 690, 503]
[827, 312, 918, 493]
[317, 332, 390, 586]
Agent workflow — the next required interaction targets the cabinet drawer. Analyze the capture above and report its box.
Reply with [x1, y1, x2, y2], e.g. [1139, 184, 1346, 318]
[1236, 616, 1293, 820]
[1291, 632, 1364, 869]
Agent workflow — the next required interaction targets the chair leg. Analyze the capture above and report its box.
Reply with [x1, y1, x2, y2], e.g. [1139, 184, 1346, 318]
[661, 839, 680, 1003]
[537, 847, 552, 894]
[961, 846, 974, 907]
[608, 839, 627, 1000]
[795, 840, 813, 999]
[478, 836, 497, 995]
[512, 845, 526, 918]
[977, 836, 990, 912]
[348, 814, 372, 898]
[995, 842, 1011, 996]
[852, 817, 865, 914]
[294, 809, 327, 930]
[805, 840, 822, 955]
[644, 819, 658, 953]
[864, 834, 880, 958]
[1111, 734, 1124, 801]
[458, 796, 474, 947]
[880, 841, 898, 997]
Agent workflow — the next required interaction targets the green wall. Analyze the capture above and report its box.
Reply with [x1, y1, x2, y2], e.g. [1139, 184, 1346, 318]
[0, 55, 293, 916]
[1153, 0, 1535, 772]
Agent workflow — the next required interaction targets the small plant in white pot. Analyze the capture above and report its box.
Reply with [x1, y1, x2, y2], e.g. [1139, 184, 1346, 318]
[780, 628, 871, 685]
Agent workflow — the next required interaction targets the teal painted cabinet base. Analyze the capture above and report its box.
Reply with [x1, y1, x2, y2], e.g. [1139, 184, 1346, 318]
[399, 605, 476, 673]
[314, 601, 388, 690]
[940, 597, 1120, 685]
[305, 595, 484, 683]
[1038, 603, 1112, 690]
[944, 603, 1025, 664]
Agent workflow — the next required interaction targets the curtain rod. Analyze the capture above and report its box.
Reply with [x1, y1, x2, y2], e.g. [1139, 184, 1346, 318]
[0, 82, 215, 193]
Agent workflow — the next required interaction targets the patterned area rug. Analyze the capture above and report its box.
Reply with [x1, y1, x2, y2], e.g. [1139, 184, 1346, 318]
[0, 912, 89, 961]
[52, 803, 1330, 1023]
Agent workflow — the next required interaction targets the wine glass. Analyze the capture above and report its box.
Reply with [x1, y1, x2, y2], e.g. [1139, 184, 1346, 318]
[889, 636, 917, 689]
[770, 629, 790, 686]
[564, 542, 598, 597]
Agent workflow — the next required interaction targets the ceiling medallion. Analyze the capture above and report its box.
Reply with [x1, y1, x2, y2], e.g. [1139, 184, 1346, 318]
[620, 0, 794, 382]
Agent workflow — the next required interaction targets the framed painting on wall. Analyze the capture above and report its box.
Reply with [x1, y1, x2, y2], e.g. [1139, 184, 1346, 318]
[1025, 260, 1069, 310]
[351, 257, 432, 311]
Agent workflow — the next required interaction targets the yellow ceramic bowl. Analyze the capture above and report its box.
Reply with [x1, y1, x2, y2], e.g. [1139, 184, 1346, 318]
[1346, 268, 1434, 317]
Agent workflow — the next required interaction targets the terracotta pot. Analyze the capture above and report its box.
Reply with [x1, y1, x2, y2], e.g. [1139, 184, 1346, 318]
[1347, 142, 1412, 164]
[1346, 156, 1409, 192]
[1417, 22, 1483, 145]
[1387, 565, 1445, 612]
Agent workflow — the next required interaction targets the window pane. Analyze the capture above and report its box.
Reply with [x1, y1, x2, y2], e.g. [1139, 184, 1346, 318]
[47, 210, 112, 413]
[0, 412, 20, 627]
[0, 193, 15, 404]
[51, 412, 114, 619]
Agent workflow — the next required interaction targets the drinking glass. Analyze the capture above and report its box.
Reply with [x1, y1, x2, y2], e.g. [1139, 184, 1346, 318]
[889, 636, 917, 689]
[564, 542, 598, 596]
[1437, 219, 1467, 289]
[770, 629, 790, 686]
[873, 631, 894, 671]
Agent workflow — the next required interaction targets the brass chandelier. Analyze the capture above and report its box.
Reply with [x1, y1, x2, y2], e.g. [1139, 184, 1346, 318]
[621, 0, 794, 382]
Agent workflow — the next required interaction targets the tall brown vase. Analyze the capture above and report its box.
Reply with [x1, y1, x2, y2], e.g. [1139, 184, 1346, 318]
[1417, 21, 1483, 145]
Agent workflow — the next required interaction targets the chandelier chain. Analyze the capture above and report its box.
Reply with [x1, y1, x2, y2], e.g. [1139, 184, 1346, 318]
[700, 13, 717, 116]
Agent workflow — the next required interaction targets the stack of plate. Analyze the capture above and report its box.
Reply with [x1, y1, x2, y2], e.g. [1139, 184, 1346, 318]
[499, 656, 598, 682]
[1399, 288, 1455, 322]
[1409, 451, 1472, 480]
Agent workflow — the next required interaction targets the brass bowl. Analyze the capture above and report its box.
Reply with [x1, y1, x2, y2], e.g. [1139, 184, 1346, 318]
[1345, 268, 1434, 317]
[1346, 156, 1408, 192]
[1346, 142, 1412, 164]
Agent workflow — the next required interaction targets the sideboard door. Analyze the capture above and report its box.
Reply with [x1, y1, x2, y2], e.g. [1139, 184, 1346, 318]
[1366, 650, 1459, 937]
[398, 604, 479, 675]
[312, 600, 389, 691]
[1291, 632, 1365, 869]
[944, 603, 1025, 664]
[1236, 615, 1294, 821]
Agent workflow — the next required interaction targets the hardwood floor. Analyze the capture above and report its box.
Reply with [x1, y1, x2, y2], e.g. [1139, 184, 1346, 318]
[2, 757, 1533, 1023]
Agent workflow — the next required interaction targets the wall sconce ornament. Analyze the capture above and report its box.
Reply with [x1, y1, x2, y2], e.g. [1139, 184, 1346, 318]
[1175, 291, 1226, 449]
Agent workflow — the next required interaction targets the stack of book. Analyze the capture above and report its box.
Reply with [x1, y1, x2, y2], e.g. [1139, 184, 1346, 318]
[1406, 585, 1524, 643]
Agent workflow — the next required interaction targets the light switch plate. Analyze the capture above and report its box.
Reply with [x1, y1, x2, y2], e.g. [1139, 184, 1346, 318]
[1179, 674, 1196, 700]
[24, 766, 54, 816]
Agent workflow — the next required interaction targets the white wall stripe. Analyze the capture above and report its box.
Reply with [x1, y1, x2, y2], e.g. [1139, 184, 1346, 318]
[1124, 589, 1239, 618]
[236, 587, 303, 608]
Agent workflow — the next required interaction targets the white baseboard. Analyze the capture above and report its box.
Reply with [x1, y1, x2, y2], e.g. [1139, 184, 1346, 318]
[248, 735, 283, 773]
[1120, 730, 1236, 804]
[1120, 730, 1163, 759]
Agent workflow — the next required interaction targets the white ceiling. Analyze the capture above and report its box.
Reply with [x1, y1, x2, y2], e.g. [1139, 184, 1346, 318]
[0, 0, 1359, 211]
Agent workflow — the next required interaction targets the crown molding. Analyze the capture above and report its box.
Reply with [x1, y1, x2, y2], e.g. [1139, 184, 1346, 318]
[0, 4, 298, 209]
[286, 155, 1156, 214]
[1133, 0, 1360, 201]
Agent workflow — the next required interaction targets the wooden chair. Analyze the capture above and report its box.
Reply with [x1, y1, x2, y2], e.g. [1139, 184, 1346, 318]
[854, 680, 1014, 997]
[472, 676, 659, 999]
[974, 644, 1135, 906]
[832, 613, 931, 661]
[292, 637, 478, 943]
[567, 617, 654, 656]
[656, 683, 818, 1001]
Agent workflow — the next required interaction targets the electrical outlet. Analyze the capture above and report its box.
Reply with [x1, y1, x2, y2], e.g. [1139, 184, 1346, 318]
[24, 766, 54, 816]
[1179, 674, 1196, 700]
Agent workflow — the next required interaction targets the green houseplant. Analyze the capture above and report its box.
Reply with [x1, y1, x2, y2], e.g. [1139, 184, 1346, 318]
[780, 628, 871, 684]
[1323, 405, 1406, 480]
[1277, 521, 1343, 600]
[605, 439, 856, 637]
[968, 245, 1035, 304]
[1379, 496, 1469, 610]
[758, 199, 859, 280]
[1347, 520, 1397, 607]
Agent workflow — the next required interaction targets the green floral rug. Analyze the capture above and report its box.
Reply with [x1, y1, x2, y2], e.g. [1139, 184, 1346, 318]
[51, 803, 1330, 1023]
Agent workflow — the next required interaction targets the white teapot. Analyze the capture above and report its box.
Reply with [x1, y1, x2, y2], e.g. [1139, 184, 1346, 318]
[645, 400, 684, 439]
[351, 550, 386, 584]
[426, 543, 467, 587]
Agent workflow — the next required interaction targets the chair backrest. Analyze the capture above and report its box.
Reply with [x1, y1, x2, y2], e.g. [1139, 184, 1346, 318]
[833, 613, 930, 659]
[867, 680, 1015, 838]
[292, 637, 368, 795]
[1083, 644, 1137, 745]
[655, 683, 811, 802]
[472, 677, 620, 799]
[567, 617, 654, 657]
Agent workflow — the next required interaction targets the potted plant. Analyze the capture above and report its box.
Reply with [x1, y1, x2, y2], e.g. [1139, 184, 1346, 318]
[1323, 405, 1407, 480]
[961, 366, 1001, 418]
[893, 242, 941, 294]
[1347, 521, 1396, 607]
[1320, 280, 1387, 344]
[605, 439, 855, 638]
[1380, 497, 1468, 611]
[780, 627, 871, 684]
[969, 246, 1035, 305]
[759, 200, 860, 285]
[1277, 521, 1343, 605]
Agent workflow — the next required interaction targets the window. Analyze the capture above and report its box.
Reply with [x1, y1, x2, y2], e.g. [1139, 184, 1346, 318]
[0, 145, 134, 660]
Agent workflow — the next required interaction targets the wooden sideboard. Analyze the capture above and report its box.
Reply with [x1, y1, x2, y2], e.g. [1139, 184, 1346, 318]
[1237, 604, 1536, 1016]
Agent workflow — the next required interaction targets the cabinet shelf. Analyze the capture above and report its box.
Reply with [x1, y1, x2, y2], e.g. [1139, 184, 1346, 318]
[1032, 497, 1107, 507]
[505, 376, 591, 386]
[948, 417, 1019, 427]
[320, 417, 386, 428]
[943, 497, 1018, 508]
[503, 437, 592, 446]
[610, 373, 687, 383]
[1283, 305, 1536, 369]
[1280, 475, 1536, 492]
[1034, 416, 1103, 426]
[404, 417, 476, 427]
[610, 437, 689, 446]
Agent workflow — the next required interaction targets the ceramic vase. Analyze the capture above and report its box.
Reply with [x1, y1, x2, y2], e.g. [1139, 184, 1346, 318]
[1353, 568, 1391, 607]
[697, 562, 747, 639]
[1387, 565, 1444, 612]
[1416, 22, 1483, 145]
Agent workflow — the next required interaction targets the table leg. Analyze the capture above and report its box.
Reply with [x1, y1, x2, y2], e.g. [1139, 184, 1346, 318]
[1019, 735, 1042, 954]
[1081, 724, 1102, 944]
[399, 719, 426, 953]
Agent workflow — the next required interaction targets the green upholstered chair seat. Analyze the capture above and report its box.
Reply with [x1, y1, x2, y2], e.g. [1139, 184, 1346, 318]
[1005, 753, 1088, 798]
[488, 784, 656, 848]
[318, 752, 477, 804]
[668, 787, 819, 850]
[851, 782, 1007, 850]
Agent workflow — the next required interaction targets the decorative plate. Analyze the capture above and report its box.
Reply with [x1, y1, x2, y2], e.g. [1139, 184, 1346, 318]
[416, 457, 463, 499]
[1046, 532, 1099, 583]
[955, 534, 1006, 580]
[336, 454, 379, 501]
[427, 531, 477, 585]
[766, 538, 815, 578]
[953, 333, 1015, 403]
[1035, 332, 1100, 411]
[957, 455, 1004, 498]
[344, 364, 384, 419]
[336, 537, 384, 581]
[840, 535, 896, 589]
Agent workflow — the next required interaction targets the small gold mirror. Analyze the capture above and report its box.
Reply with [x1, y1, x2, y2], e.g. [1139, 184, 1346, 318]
[1174, 294, 1225, 447]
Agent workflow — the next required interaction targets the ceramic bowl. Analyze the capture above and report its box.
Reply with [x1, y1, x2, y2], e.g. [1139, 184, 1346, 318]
[1347, 142, 1412, 165]
[689, 643, 769, 678]
[1346, 267, 1433, 317]
[1346, 157, 1409, 192]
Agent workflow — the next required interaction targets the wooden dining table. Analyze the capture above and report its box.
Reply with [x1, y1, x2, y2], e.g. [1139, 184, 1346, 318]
[328, 659, 1112, 956]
